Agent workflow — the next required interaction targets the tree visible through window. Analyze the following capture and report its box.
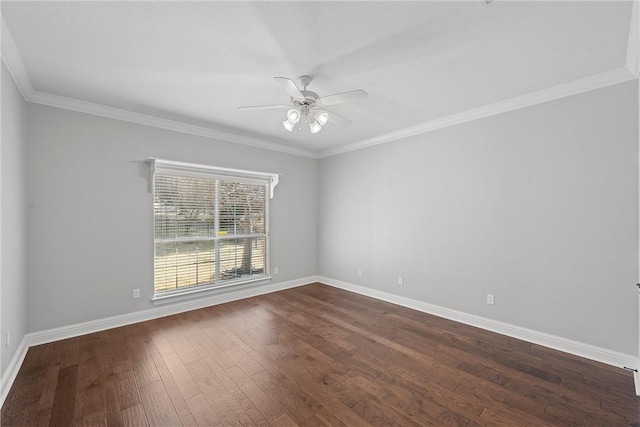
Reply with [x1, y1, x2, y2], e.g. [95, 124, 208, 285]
[152, 160, 273, 297]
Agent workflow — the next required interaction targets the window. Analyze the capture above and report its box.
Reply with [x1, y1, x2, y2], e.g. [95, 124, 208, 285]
[151, 159, 278, 299]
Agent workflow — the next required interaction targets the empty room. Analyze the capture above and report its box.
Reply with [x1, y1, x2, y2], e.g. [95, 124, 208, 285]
[1, 1, 640, 425]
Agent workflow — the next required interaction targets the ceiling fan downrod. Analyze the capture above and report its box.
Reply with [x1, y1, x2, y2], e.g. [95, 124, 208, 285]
[299, 75, 313, 91]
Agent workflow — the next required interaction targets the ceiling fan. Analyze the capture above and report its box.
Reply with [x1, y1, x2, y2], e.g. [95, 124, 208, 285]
[238, 75, 368, 134]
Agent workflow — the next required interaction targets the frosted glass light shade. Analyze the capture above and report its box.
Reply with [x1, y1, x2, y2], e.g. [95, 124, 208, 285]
[309, 120, 322, 134]
[287, 108, 301, 124]
[315, 110, 329, 126]
[282, 120, 295, 132]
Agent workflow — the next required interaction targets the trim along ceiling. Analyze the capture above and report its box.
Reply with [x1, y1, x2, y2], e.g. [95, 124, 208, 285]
[1, 1, 639, 159]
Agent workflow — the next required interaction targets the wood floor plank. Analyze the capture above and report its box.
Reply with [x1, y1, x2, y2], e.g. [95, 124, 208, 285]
[168, 335, 201, 365]
[249, 368, 322, 424]
[478, 406, 536, 427]
[1, 360, 49, 423]
[179, 414, 198, 426]
[48, 364, 78, 427]
[75, 408, 108, 426]
[454, 381, 553, 426]
[144, 336, 169, 373]
[351, 397, 423, 427]
[104, 379, 124, 427]
[247, 346, 358, 427]
[225, 364, 287, 422]
[184, 358, 254, 426]
[49, 338, 80, 368]
[126, 335, 161, 388]
[271, 413, 300, 427]
[269, 354, 371, 426]
[231, 388, 270, 425]
[36, 363, 60, 410]
[163, 353, 201, 400]
[152, 335, 175, 357]
[3, 283, 638, 426]
[223, 345, 264, 376]
[121, 403, 149, 427]
[201, 324, 237, 351]
[114, 366, 142, 411]
[138, 381, 181, 427]
[194, 325, 240, 370]
[75, 335, 106, 419]
[156, 365, 192, 419]
[184, 393, 220, 426]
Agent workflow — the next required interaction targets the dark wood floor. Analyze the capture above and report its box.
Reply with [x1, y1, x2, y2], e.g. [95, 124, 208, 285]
[2, 283, 639, 426]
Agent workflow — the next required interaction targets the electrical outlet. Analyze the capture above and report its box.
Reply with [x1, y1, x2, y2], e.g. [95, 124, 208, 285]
[486, 294, 495, 305]
[6, 331, 10, 347]
[133, 288, 140, 299]
[357, 269, 362, 277]
[398, 276, 404, 285]
[274, 267, 279, 274]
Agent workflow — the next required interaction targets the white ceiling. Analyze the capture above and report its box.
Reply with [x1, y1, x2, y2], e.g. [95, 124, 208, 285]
[1, 1, 637, 157]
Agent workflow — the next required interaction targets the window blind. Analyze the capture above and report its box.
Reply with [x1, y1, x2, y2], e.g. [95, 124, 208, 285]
[151, 159, 275, 297]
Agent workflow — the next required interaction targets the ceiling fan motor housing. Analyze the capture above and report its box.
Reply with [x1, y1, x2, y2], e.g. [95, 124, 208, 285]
[294, 90, 319, 107]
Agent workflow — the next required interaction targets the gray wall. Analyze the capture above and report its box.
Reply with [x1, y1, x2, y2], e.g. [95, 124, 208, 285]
[1, 62, 28, 376]
[318, 80, 639, 355]
[26, 104, 318, 332]
[7, 68, 640, 360]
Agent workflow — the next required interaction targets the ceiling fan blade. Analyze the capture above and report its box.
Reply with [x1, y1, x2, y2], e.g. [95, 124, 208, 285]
[326, 110, 352, 127]
[238, 104, 290, 111]
[318, 89, 368, 106]
[274, 77, 305, 100]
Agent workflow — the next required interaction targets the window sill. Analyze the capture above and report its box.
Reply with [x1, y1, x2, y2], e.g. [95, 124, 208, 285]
[151, 276, 272, 305]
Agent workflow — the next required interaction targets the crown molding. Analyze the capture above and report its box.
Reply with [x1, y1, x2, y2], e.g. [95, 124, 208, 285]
[26, 90, 319, 159]
[319, 67, 637, 158]
[3, 11, 638, 162]
[1, 14, 33, 99]
[1, 14, 318, 160]
[626, 0, 640, 77]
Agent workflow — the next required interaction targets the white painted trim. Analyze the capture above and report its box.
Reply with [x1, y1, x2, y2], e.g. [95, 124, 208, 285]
[2, 276, 637, 404]
[0, 12, 4, 409]
[2, 11, 638, 162]
[626, 0, 640, 77]
[26, 90, 318, 159]
[0, 336, 28, 408]
[0, 15, 317, 160]
[636, 42, 640, 397]
[151, 277, 273, 305]
[27, 276, 315, 348]
[319, 67, 637, 158]
[318, 276, 639, 371]
[0, 276, 315, 408]
[150, 157, 280, 199]
[0, 15, 33, 100]
[20, 69, 637, 162]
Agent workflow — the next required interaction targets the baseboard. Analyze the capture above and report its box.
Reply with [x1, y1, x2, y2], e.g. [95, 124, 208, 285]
[27, 276, 316, 348]
[0, 276, 315, 409]
[1, 335, 28, 408]
[4, 276, 637, 406]
[318, 276, 639, 372]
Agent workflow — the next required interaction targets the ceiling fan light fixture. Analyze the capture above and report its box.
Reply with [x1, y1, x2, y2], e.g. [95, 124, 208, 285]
[282, 119, 295, 132]
[314, 110, 329, 126]
[239, 75, 365, 134]
[287, 108, 301, 124]
[309, 120, 322, 134]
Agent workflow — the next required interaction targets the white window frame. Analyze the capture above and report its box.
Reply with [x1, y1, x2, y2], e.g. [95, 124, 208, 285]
[150, 158, 279, 303]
